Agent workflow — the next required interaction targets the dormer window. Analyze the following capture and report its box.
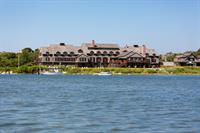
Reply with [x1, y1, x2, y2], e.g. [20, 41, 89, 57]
[97, 51, 101, 55]
[103, 51, 107, 55]
[46, 52, 49, 56]
[56, 51, 61, 56]
[78, 49, 83, 53]
[116, 51, 120, 55]
[63, 51, 68, 56]
[109, 51, 114, 55]
[70, 51, 74, 55]
[90, 51, 94, 55]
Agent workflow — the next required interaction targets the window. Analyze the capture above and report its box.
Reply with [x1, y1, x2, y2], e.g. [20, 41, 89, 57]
[97, 51, 101, 55]
[45, 58, 50, 61]
[152, 58, 156, 62]
[90, 51, 94, 55]
[97, 57, 101, 62]
[103, 51, 107, 55]
[70, 52, 74, 55]
[90, 57, 95, 62]
[116, 51, 120, 55]
[63, 52, 68, 56]
[109, 51, 113, 55]
[189, 58, 194, 61]
[103, 58, 108, 63]
[56, 51, 61, 55]
[78, 49, 83, 53]
[80, 58, 87, 62]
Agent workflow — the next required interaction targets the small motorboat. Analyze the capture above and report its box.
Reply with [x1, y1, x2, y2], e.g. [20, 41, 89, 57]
[41, 68, 63, 75]
[97, 72, 112, 76]
[41, 71, 63, 75]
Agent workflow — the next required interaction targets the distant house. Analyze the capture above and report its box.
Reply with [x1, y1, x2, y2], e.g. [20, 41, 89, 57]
[174, 52, 200, 66]
[162, 62, 175, 67]
[39, 40, 160, 68]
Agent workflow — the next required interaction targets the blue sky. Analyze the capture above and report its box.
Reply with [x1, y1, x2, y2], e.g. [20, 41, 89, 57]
[0, 0, 199, 53]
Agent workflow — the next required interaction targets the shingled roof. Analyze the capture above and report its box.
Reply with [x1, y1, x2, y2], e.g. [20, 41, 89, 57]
[40, 44, 81, 54]
[115, 51, 144, 59]
[122, 45, 158, 57]
[83, 43, 119, 49]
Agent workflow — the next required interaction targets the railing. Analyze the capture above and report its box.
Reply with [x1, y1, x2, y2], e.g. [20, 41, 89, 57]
[128, 60, 147, 63]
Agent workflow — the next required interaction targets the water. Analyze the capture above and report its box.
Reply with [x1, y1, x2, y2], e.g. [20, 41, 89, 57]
[0, 75, 200, 133]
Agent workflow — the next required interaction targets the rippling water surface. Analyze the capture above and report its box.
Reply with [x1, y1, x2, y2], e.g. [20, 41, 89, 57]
[0, 75, 200, 133]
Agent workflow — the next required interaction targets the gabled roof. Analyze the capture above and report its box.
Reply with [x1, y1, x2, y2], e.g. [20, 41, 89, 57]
[122, 45, 158, 57]
[40, 44, 81, 54]
[77, 54, 88, 58]
[175, 52, 196, 59]
[116, 51, 144, 59]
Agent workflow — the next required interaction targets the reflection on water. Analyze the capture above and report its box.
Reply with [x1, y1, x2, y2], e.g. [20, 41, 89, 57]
[0, 75, 200, 133]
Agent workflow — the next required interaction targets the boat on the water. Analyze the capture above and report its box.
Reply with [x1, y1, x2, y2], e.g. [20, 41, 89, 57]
[41, 68, 63, 75]
[41, 71, 63, 75]
[97, 72, 112, 76]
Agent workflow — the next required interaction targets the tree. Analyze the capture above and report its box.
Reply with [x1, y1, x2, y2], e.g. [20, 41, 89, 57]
[33, 49, 40, 65]
[0, 52, 18, 67]
[22, 48, 34, 53]
[20, 48, 34, 65]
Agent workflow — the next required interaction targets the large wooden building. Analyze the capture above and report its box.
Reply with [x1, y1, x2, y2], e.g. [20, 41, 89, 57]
[39, 40, 160, 68]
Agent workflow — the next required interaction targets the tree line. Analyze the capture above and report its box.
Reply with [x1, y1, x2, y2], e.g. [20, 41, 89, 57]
[0, 48, 39, 67]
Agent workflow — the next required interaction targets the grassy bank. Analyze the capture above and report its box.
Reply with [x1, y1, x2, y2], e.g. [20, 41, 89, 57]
[0, 66, 47, 74]
[0, 66, 200, 75]
[63, 67, 200, 75]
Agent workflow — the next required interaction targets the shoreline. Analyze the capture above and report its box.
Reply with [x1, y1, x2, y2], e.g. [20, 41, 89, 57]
[1, 73, 200, 76]
[1, 66, 200, 76]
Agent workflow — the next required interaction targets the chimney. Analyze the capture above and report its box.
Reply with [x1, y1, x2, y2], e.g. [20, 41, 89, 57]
[92, 40, 95, 45]
[142, 45, 146, 55]
[60, 43, 65, 46]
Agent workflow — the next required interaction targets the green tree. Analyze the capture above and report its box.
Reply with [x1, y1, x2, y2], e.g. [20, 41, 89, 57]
[33, 49, 40, 65]
[0, 52, 18, 67]
[20, 48, 34, 65]
[22, 48, 34, 53]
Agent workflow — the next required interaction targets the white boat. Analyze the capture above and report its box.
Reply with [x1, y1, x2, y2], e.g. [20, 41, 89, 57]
[41, 71, 63, 75]
[41, 68, 63, 75]
[97, 72, 112, 76]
